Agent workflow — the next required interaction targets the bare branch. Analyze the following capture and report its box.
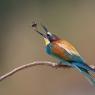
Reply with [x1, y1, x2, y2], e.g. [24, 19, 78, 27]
[0, 61, 71, 82]
[90, 65, 95, 69]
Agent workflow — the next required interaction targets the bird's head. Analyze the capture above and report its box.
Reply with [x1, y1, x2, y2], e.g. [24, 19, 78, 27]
[32, 23, 60, 46]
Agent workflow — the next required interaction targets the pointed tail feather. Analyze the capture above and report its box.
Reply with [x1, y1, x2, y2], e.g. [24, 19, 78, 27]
[72, 62, 95, 73]
[73, 64, 95, 85]
[81, 71, 95, 86]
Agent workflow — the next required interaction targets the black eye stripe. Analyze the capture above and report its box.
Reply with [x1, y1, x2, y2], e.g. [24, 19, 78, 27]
[47, 34, 50, 36]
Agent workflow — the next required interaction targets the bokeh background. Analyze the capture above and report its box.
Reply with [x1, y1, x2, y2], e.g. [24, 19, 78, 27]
[0, 0, 95, 95]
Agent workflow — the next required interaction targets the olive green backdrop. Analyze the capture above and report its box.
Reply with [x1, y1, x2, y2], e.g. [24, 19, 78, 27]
[0, 0, 95, 95]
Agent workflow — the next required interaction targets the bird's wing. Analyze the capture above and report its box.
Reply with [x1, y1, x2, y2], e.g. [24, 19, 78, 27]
[56, 40, 80, 55]
[52, 40, 85, 62]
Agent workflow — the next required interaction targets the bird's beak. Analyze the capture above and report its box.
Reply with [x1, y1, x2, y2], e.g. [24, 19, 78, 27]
[36, 30, 46, 38]
[40, 24, 48, 33]
[32, 23, 50, 45]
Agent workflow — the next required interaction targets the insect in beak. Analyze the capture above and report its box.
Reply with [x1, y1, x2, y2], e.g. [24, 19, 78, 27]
[32, 23, 46, 38]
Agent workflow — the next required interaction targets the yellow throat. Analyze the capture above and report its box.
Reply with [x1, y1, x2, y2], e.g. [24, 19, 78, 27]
[44, 38, 50, 45]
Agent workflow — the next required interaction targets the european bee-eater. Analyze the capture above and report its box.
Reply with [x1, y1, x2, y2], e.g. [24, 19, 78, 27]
[32, 23, 95, 85]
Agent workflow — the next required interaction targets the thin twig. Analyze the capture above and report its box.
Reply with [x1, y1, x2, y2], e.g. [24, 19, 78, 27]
[0, 61, 71, 82]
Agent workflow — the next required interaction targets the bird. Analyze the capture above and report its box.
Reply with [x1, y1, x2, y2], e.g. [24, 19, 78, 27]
[32, 22, 95, 85]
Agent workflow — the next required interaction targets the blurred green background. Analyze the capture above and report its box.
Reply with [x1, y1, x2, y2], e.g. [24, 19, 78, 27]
[0, 0, 95, 95]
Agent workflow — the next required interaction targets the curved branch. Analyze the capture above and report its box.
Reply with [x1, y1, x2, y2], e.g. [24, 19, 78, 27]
[90, 65, 95, 69]
[0, 61, 71, 82]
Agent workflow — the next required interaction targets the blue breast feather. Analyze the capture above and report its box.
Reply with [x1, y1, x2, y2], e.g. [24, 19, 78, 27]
[45, 44, 53, 55]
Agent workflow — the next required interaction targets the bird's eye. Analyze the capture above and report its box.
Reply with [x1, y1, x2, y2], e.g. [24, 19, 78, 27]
[47, 34, 50, 36]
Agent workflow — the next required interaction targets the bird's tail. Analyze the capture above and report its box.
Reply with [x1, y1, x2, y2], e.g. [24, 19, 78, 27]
[73, 64, 95, 86]
[73, 62, 95, 73]
[81, 70, 95, 86]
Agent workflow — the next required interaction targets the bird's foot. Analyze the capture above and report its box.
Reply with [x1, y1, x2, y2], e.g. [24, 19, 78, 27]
[52, 63, 59, 69]
[52, 61, 71, 69]
[57, 61, 71, 68]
